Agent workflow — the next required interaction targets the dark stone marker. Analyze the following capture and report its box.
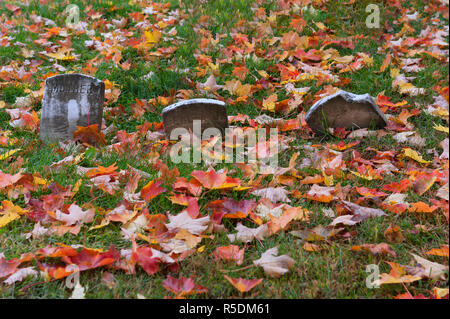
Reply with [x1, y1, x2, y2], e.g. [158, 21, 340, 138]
[305, 90, 388, 135]
[40, 74, 105, 142]
[162, 98, 228, 139]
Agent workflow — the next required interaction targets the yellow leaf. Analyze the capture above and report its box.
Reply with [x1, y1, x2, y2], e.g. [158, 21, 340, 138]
[0, 212, 20, 228]
[349, 171, 375, 181]
[434, 124, 449, 133]
[315, 22, 326, 30]
[0, 101, 5, 109]
[0, 149, 19, 160]
[233, 186, 251, 191]
[258, 70, 269, 78]
[323, 173, 334, 186]
[0, 200, 26, 216]
[144, 29, 161, 44]
[262, 94, 277, 112]
[434, 287, 449, 299]
[197, 245, 205, 253]
[333, 55, 354, 64]
[45, 48, 75, 61]
[432, 108, 449, 118]
[33, 176, 49, 186]
[157, 21, 168, 29]
[390, 68, 400, 78]
[72, 178, 82, 194]
[403, 148, 430, 164]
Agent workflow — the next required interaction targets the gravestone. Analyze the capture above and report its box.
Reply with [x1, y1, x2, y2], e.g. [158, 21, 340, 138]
[305, 90, 388, 135]
[40, 74, 105, 142]
[162, 98, 228, 139]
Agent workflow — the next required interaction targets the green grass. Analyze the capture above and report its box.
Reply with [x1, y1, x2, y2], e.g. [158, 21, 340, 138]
[0, 0, 448, 299]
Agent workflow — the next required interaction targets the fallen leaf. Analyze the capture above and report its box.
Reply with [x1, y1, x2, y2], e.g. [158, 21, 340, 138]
[223, 275, 262, 293]
[384, 225, 405, 243]
[140, 180, 166, 202]
[351, 243, 396, 257]
[162, 275, 208, 297]
[227, 223, 269, 243]
[253, 247, 295, 278]
[213, 245, 245, 265]
[251, 187, 291, 203]
[165, 211, 210, 235]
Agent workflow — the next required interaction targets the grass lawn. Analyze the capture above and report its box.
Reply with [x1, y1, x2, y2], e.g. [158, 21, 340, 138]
[0, 0, 448, 299]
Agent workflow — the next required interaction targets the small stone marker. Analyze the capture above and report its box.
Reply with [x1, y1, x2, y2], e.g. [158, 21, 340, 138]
[40, 74, 105, 142]
[305, 90, 388, 134]
[162, 98, 228, 139]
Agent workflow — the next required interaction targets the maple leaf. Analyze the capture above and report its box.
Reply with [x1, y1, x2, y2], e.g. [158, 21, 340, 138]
[174, 177, 203, 196]
[140, 180, 166, 202]
[165, 211, 210, 235]
[304, 184, 334, 203]
[330, 201, 386, 226]
[408, 201, 437, 213]
[162, 275, 208, 297]
[132, 245, 173, 275]
[85, 163, 119, 178]
[267, 206, 310, 234]
[191, 169, 240, 190]
[253, 247, 295, 278]
[384, 225, 406, 243]
[251, 187, 291, 203]
[197, 74, 224, 91]
[224, 275, 262, 293]
[53, 204, 95, 226]
[227, 223, 269, 243]
[291, 226, 342, 242]
[375, 262, 422, 286]
[409, 254, 449, 280]
[61, 246, 119, 272]
[4, 267, 38, 285]
[351, 243, 396, 258]
[261, 94, 277, 112]
[213, 245, 245, 265]
[0, 171, 22, 189]
[207, 198, 256, 219]
[413, 172, 438, 195]
[402, 148, 430, 164]
[179, 196, 200, 219]
[45, 47, 75, 61]
[302, 242, 322, 252]
[426, 245, 449, 258]
[355, 187, 388, 198]
[0, 200, 24, 228]
[382, 179, 411, 193]
[224, 79, 252, 98]
[436, 183, 449, 201]
[0, 257, 21, 279]
[23, 222, 52, 239]
[73, 124, 106, 146]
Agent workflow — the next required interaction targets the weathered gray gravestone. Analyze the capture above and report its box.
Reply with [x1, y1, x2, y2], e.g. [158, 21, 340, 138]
[305, 90, 388, 135]
[162, 98, 228, 139]
[40, 74, 105, 142]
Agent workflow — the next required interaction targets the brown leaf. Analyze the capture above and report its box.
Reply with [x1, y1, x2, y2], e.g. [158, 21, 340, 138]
[73, 124, 106, 146]
[351, 243, 396, 257]
[384, 225, 405, 243]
